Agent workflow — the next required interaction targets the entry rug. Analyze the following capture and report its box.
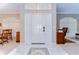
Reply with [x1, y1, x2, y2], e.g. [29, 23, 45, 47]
[28, 48, 49, 55]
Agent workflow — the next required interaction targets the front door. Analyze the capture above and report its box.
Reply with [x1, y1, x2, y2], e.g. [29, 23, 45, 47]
[31, 12, 52, 44]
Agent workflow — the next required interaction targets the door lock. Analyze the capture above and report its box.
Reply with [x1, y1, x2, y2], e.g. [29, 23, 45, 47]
[43, 26, 45, 32]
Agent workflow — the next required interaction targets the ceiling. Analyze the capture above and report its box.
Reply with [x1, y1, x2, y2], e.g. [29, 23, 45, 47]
[57, 3, 79, 13]
[0, 3, 22, 14]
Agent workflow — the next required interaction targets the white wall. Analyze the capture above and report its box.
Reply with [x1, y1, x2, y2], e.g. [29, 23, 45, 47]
[51, 4, 56, 45]
[20, 4, 25, 44]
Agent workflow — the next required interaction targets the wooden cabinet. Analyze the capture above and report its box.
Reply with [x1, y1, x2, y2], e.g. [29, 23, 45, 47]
[16, 32, 20, 42]
[57, 32, 65, 44]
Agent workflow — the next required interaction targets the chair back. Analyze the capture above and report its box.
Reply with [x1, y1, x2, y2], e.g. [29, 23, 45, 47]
[62, 27, 68, 36]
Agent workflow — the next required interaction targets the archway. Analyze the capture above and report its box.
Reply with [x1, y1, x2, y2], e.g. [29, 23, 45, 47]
[60, 17, 77, 37]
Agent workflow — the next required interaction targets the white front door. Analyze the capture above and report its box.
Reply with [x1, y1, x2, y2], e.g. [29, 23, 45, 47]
[31, 13, 52, 44]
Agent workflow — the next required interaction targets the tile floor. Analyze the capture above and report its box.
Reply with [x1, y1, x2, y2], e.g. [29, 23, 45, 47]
[8, 37, 79, 55]
[0, 38, 19, 55]
[8, 43, 67, 55]
[60, 37, 79, 55]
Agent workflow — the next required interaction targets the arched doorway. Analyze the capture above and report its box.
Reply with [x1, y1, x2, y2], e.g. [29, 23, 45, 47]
[60, 17, 77, 37]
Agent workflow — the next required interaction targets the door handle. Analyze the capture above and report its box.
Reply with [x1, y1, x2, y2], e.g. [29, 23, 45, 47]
[43, 26, 45, 32]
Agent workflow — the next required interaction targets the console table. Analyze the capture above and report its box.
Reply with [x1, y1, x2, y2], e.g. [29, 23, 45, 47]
[57, 32, 65, 44]
[16, 32, 20, 42]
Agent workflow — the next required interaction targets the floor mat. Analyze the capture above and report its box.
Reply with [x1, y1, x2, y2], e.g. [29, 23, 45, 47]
[28, 47, 49, 55]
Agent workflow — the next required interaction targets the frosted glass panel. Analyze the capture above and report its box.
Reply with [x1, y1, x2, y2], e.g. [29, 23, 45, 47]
[25, 3, 52, 10]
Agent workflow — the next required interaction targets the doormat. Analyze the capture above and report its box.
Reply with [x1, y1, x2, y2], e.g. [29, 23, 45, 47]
[28, 47, 49, 55]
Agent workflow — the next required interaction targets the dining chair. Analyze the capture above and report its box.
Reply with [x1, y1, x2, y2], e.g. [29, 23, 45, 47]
[7, 29, 12, 40]
[2, 30, 8, 43]
[3, 29, 12, 40]
[0, 34, 3, 44]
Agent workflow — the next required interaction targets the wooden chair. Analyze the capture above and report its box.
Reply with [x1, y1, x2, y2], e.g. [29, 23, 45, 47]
[2, 30, 8, 43]
[7, 29, 12, 40]
[62, 27, 68, 37]
[3, 29, 12, 40]
[0, 34, 3, 44]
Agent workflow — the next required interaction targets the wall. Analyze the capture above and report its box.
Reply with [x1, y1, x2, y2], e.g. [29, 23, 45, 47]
[57, 3, 79, 13]
[52, 4, 56, 44]
[20, 4, 25, 44]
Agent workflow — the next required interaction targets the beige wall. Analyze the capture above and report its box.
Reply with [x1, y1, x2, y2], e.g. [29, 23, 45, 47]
[0, 14, 20, 37]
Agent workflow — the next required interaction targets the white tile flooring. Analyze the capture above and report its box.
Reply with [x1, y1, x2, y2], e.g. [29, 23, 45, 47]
[0, 38, 19, 55]
[60, 37, 79, 55]
[60, 43, 79, 55]
[8, 43, 68, 55]
[8, 37, 79, 55]
[2, 37, 79, 55]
